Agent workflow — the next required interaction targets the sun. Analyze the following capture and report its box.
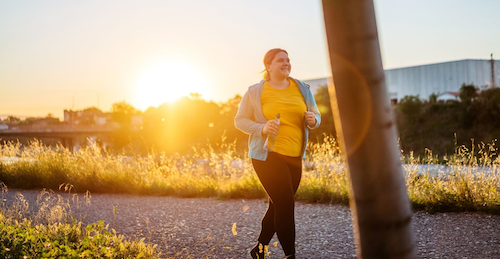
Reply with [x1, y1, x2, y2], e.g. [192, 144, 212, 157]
[134, 61, 210, 109]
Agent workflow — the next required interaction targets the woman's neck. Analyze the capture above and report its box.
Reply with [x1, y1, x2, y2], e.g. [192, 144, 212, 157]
[268, 77, 289, 90]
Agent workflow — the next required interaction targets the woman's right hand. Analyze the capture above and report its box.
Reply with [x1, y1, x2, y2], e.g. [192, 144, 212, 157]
[262, 119, 280, 135]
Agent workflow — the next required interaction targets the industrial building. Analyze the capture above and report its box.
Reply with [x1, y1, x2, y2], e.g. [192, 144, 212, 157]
[304, 58, 500, 103]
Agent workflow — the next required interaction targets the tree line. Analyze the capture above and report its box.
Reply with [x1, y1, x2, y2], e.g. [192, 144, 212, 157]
[395, 84, 500, 156]
[4, 84, 498, 157]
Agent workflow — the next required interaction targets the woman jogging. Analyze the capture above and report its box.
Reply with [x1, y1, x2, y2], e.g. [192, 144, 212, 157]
[234, 48, 321, 259]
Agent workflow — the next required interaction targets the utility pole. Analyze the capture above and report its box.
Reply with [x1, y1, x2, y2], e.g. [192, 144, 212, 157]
[491, 53, 495, 87]
[321, 0, 416, 258]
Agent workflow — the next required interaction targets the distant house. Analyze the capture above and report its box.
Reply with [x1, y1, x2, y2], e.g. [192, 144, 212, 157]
[64, 108, 142, 129]
[64, 108, 115, 126]
[436, 91, 460, 102]
[0, 120, 8, 130]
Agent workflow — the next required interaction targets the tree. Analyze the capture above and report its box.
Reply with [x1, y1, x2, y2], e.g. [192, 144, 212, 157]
[111, 101, 141, 126]
[475, 87, 500, 129]
[429, 93, 438, 103]
[458, 84, 479, 129]
[140, 96, 226, 154]
[322, 0, 415, 257]
[4, 116, 21, 124]
[459, 83, 478, 104]
[398, 95, 422, 126]
[110, 101, 141, 152]
[312, 85, 336, 141]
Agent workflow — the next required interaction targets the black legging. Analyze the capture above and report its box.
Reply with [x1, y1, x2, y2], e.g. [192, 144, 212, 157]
[251, 152, 302, 256]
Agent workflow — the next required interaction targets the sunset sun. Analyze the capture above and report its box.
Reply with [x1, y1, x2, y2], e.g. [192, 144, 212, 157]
[134, 61, 210, 109]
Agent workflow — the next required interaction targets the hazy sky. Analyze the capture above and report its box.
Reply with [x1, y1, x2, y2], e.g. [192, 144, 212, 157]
[1, 0, 499, 118]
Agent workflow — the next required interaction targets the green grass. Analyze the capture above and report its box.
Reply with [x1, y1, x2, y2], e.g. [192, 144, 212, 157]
[0, 219, 160, 259]
[0, 137, 499, 214]
[0, 183, 161, 258]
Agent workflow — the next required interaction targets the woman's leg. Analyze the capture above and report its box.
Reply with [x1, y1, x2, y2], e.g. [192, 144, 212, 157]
[251, 153, 302, 256]
[285, 154, 302, 196]
[258, 199, 276, 245]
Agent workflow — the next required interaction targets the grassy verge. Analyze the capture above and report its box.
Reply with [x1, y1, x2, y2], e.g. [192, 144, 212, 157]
[0, 183, 160, 258]
[0, 137, 499, 214]
[0, 219, 160, 259]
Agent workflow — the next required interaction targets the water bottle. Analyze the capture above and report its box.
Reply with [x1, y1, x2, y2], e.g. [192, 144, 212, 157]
[264, 113, 280, 152]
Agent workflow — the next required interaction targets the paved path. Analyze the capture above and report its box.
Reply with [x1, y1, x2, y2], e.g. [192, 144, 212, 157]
[5, 190, 500, 258]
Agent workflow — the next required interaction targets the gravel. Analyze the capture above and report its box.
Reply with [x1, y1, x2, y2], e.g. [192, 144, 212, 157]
[4, 190, 500, 258]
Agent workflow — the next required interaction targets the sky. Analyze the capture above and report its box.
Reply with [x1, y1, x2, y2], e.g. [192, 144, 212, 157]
[1, 0, 499, 119]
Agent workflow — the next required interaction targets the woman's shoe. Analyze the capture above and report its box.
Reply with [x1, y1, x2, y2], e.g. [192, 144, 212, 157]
[284, 254, 295, 259]
[250, 243, 266, 259]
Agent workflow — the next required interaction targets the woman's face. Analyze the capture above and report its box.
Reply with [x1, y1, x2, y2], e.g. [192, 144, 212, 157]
[267, 51, 291, 79]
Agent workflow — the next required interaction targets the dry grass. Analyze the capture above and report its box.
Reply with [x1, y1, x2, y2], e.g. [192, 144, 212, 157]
[0, 136, 499, 214]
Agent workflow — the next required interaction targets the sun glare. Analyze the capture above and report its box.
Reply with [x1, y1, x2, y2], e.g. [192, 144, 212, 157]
[134, 61, 210, 109]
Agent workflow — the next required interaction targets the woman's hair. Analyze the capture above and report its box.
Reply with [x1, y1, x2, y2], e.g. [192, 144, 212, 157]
[262, 48, 288, 80]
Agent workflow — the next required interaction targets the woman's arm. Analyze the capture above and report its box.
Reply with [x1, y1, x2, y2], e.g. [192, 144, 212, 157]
[234, 91, 265, 137]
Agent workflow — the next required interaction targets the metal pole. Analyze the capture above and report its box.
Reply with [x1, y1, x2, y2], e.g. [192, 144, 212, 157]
[491, 53, 495, 87]
[321, 0, 416, 258]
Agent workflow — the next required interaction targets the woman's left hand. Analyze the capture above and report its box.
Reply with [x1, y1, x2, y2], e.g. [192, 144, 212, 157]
[305, 111, 316, 126]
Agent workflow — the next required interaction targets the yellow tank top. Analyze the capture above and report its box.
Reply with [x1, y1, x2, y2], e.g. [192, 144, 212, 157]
[261, 79, 306, 157]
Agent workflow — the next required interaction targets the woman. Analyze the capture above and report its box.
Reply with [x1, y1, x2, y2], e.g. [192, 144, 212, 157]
[234, 48, 321, 259]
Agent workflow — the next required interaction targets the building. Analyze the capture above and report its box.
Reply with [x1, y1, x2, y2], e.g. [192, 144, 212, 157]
[0, 120, 7, 130]
[304, 58, 500, 103]
[64, 107, 113, 126]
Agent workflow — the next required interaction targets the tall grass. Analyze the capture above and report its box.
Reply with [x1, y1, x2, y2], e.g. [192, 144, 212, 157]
[0, 137, 499, 214]
[404, 141, 500, 213]
[0, 139, 264, 199]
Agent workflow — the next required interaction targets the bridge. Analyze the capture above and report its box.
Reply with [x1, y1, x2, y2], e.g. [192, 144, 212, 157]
[0, 125, 116, 151]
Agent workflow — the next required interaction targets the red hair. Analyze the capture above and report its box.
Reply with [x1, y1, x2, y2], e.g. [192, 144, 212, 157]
[262, 48, 288, 80]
